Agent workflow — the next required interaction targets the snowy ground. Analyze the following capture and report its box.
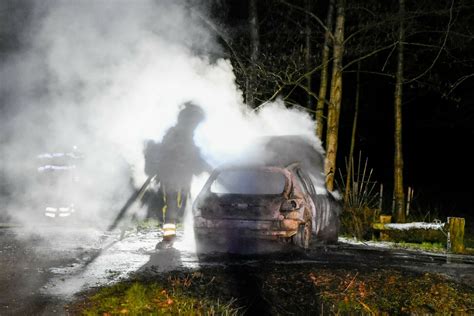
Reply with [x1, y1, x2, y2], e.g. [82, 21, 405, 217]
[42, 227, 200, 299]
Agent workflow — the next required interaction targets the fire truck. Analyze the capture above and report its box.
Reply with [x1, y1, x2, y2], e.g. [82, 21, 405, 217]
[36, 146, 83, 219]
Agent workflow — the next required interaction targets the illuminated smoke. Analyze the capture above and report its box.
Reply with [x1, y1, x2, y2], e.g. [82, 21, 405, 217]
[0, 1, 325, 233]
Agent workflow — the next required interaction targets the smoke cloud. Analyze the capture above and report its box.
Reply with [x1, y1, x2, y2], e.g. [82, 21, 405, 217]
[0, 1, 324, 232]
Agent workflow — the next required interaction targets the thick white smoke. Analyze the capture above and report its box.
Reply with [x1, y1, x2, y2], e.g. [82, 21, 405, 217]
[0, 1, 324, 231]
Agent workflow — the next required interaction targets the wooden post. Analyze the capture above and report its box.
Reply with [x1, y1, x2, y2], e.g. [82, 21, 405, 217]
[379, 183, 383, 211]
[447, 217, 465, 253]
[405, 187, 411, 217]
[379, 215, 392, 241]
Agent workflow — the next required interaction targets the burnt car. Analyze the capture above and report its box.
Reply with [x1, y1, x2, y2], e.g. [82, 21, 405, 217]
[193, 162, 340, 251]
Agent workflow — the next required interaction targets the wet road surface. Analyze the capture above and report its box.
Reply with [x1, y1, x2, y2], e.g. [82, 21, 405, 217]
[1, 225, 473, 315]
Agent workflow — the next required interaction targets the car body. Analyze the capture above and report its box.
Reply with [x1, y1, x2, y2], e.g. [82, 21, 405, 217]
[193, 163, 340, 250]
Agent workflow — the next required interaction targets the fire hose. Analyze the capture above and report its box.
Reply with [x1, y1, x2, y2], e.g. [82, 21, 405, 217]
[107, 174, 157, 232]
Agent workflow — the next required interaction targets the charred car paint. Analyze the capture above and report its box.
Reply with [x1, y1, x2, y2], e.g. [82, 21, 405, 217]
[193, 163, 338, 250]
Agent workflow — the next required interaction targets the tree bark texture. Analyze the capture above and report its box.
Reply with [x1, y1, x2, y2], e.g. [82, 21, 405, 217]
[305, 0, 312, 109]
[324, 0, 345, 192]
[316, 0, 335, 140]
[394, 0, 406, 222]
[448, 217, 465, 253]
[344, 61, 361, 205]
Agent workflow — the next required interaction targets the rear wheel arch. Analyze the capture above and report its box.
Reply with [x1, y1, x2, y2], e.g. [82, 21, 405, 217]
[292, 208, 312, 249]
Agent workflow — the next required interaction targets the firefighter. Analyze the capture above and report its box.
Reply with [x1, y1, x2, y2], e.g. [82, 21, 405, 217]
[143, 140, 164, 221]
[145, 102, 210, 249]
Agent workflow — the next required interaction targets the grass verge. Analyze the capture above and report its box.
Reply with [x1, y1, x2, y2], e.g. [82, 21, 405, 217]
[77, 277, 239, 315]
[393, 241, 446, 252]
[71, 264, 473, 315]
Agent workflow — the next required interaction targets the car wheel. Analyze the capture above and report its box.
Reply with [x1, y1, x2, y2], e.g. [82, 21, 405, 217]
[293, 220, 312, 249]
[194, 233, 207, 253]
[326, 218, 339, 243]
[195, 233, 220, 253]
[317, 216, 339, 244]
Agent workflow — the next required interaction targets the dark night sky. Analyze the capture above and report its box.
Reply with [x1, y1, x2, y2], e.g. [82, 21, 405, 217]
[346, 71, 474, 220]
[219, 0, 474, 220]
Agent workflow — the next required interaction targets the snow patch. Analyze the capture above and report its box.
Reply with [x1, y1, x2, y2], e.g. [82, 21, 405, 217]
[339, 237, 394, 249]
[43, 228, 199, 299]
[384, 222, 445, 231]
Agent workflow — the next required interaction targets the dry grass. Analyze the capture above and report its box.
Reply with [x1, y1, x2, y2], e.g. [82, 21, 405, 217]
[71, 264, 474, 315]
[76, 276, 239, 315]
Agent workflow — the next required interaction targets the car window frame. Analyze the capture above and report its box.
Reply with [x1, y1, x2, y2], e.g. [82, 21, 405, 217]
[293, 170, 309, 195]
[209, 168, 287, 196]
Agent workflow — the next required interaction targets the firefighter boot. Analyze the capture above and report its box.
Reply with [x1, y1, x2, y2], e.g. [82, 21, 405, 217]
[156, 223, 176, 249]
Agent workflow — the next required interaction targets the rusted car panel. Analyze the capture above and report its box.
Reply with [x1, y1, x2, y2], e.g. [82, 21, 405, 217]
[193, 165, 316, 249]
[194, 217, 298, 239]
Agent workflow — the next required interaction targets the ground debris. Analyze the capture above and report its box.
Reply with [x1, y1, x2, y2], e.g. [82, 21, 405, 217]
[70, 263, 474, 315]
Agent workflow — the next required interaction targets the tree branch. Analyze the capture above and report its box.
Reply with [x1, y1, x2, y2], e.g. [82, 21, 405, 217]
[343, 42, 397, 70]
[278, 0, 335, 41]
[382, 44, 397, 72]
[254, 56, 334, 110]
[190, 8, 247, 76]
[447, 73, 474, 96]
[404, 0, 455, 84]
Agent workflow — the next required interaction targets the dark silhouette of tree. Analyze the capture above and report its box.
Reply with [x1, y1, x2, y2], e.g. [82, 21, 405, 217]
[393, 0, 406, 222]
[246, 0, 259, 107]
[325, 0, 345, 192]
[316, 0, 335, 140]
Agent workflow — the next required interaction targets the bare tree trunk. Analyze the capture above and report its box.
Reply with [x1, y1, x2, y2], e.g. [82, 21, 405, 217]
[305, 0, 312, 109]
[315, 0, 335, 140]
[324, 0, 345, 192]
[344, 61, 361, 205]
[394, 0, 406, 222]
[247, 0, 259, 107]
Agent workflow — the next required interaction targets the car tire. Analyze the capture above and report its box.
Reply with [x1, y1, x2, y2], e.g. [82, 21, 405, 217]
[293, 220, 312, 249]
[195, 233, 221, 254]
[317, 215, 339, 244]
[195, 233, 208, 253]
[326, 218, 339, 243]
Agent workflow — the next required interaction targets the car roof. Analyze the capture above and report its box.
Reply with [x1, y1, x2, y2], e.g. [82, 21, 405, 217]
[214, 162, 301, 172]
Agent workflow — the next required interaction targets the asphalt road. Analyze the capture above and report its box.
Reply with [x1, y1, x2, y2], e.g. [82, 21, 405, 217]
[1, 225, 473, 315]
